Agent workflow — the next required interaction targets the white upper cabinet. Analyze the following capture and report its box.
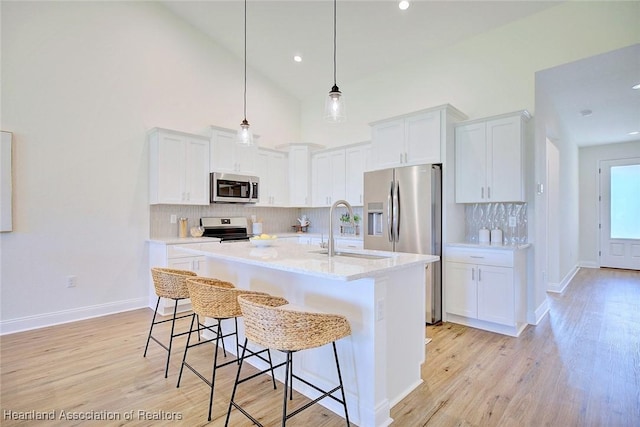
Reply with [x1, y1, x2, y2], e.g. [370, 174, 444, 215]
[455, 111, 530, 203]
[149, 128, 210, 205]
[287, 144, 313, 207]
[209, 126, 257, 175]
[312, 149, 346, 207]
[371, 106, 464, 170]
[345, 143, 371, 206]
[255, 148, 288, 206]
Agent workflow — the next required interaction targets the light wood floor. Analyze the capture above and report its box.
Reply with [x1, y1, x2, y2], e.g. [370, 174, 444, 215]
[1, 267, 638, 426]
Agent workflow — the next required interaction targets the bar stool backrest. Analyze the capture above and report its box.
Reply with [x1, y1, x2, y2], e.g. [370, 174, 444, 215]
[186, 277, 269, 319]
[238, 294, 351, 352]
[150, 267, 196, 299]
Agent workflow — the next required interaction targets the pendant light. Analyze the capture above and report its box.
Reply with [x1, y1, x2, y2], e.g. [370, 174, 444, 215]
[236, 0, 254, 146]
[324, 0, 346, 123]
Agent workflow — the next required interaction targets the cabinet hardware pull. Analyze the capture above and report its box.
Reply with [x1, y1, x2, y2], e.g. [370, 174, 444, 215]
[399, 153, 403, 163]
[478, 268, 482, 281]
[488, 187, 491, 199]
[472, 268, 475, 281]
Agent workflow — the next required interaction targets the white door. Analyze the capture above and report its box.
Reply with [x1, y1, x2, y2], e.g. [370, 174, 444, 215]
[599, 158, 640, 270]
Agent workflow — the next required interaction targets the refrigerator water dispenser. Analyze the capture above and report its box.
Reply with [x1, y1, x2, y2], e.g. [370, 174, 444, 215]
[367, 202, 384, 236]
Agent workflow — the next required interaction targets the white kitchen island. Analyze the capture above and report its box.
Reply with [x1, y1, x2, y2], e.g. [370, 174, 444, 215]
[176, 240, 438, 427]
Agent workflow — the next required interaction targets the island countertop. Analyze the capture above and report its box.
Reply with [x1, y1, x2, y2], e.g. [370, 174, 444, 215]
[175, 240, 438, 281]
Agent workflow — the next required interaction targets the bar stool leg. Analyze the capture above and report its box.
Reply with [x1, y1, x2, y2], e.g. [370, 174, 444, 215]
[225, 338, 249, 427]
[282, 352, 292, 426]
[163, 301, 180, 378]
[143, 296, 161, 357]
[208, 326, 223, 421]
[333, 342, 350, 426]
[176, 313, 197, 388]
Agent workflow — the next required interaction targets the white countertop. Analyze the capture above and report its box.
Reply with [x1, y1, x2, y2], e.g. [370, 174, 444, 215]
[175, 240, 438, 281]
[147, 236, 220, 244]
[447, 242, 531, 251]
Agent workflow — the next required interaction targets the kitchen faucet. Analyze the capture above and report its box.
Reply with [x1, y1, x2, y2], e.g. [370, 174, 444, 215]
[328, 199, 354, 257]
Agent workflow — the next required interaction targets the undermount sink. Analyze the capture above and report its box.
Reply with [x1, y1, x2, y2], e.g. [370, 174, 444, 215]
[309, 249, 390, 260]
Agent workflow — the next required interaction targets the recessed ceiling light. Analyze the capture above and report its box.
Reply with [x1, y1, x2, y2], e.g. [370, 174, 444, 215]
[580, 109, 593, 117]
[293, 55, 302, 63]
[399, 1, 410, 11]
[628, 131, 640, 135]
[633, 83, 640, 90]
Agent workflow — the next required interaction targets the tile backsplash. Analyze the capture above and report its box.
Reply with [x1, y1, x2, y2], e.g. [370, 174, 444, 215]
[464, 203, 528, 245]
[150, 204, 364, 238]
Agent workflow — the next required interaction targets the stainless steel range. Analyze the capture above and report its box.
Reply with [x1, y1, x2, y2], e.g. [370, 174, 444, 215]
[200, 217, 252, 243]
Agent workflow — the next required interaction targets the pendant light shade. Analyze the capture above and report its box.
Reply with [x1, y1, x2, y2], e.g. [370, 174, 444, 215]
[237, 0, 255, 146]
[324, 0, 346, 123]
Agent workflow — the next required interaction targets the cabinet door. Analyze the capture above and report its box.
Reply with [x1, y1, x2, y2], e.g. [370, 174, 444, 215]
[155, 132, 187, 204]
[312, 153, 331, 206]
[487, 116, 524, 202]
[405, 110, 441, 165]
[288, 145, 311, 206]
[255, 150, 270, 205]
[255, 149, 288, 206]
[236, 143, 257, 175]
[269, 151, 288, 206]
[372, 119, 404, 169]
[455, 122, 487, 203]
[210, 129, 237, 173]
[184, 137, 210, 205]
[345, 145, 367, 206]
[445, 262, 478, 318]
[477, 265, 514, 325]
[329, 149, 346, 204]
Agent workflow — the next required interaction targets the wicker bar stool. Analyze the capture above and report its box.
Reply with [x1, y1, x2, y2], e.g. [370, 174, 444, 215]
[226, 294, 351, 427]
[178, 277, 278, 422]
[144, 267, 199, 378]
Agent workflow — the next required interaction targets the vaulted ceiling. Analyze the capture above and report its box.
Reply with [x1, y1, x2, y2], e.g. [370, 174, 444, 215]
[161, 1, 639, 146]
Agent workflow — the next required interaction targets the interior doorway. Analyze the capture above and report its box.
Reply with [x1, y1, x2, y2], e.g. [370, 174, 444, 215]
[599, 158, 640, 270]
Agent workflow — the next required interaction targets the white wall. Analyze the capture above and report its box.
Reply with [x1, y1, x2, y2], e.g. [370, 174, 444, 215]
[300, 1, 640, 147]
[579, 141, 640, 267]
[0, 1, 300, 332]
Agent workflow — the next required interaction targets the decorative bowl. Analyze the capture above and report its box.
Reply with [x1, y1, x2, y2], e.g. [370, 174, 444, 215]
[190, 226, 205, 237]
[250, 235, 277, 247]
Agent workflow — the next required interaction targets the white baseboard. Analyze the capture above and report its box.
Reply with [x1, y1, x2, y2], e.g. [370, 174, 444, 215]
[579, 260, 599, 268]
[528, 297, 550, 325]
[0, 298, 148, 335]
[547, 265, 580, 294]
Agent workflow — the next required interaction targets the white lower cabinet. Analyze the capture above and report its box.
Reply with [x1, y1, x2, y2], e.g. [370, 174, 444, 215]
[444, 245, 527, 336]
[148, 241, 209, 316]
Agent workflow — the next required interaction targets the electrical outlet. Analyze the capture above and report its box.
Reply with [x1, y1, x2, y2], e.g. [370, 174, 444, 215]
[67, 275, 77, 288]
[170, 214, 177, 224]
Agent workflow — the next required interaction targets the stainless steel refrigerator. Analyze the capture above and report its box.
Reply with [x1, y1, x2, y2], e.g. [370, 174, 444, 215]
[363, 164, 442, 324]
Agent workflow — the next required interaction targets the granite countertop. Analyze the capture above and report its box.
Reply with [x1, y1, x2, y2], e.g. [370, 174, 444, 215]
[147, 236, 220, 244]
[174, 240, 437, 281]
[447, 242, 531, 251]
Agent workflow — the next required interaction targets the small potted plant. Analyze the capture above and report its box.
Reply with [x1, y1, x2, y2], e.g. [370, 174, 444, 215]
[339, 213, 361, 236]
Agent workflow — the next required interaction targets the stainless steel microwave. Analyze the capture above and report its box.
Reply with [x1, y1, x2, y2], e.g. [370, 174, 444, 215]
[210, 172, 259, 203]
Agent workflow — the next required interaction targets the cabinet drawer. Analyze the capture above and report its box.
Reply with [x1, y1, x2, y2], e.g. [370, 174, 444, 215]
[167, 244, 200, 259]
[445, 247, 513, 267]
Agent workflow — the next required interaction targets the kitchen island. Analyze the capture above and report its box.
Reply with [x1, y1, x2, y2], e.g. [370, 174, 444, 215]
[176, 240, 438, 427]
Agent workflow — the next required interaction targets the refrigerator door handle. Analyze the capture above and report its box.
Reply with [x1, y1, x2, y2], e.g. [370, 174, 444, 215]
[393, 180, 400, 242]
[387, 181, 394, 242]
[392, 180, 400, 242]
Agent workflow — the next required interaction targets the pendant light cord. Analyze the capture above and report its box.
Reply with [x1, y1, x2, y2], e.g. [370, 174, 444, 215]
[243, 0, 247, 121]
[333, 0, 337, 86]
